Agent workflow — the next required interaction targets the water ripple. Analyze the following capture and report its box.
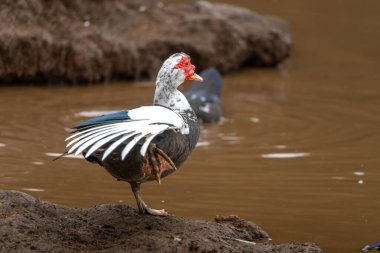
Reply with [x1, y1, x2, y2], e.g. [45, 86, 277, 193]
[261, 153, 310, 159]
[21, 188, 45, 192]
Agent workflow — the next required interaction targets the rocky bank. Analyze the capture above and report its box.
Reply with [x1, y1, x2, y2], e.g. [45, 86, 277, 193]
[0, 0, 292, 84]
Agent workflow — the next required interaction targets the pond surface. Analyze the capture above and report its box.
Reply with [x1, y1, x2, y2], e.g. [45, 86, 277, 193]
[1, 0, 380, 252]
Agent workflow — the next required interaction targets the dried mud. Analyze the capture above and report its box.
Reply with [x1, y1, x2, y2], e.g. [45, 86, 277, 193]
[0, 191, 322, 253]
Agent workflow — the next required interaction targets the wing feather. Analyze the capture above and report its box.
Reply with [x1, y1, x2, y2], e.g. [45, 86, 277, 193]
[65, 123, 124, 141]
[121, 134, 145, 160]
[66, 124, 123, 147]
[84, 130, 133, 158]
[67, 125, 124, 154]
[101, 132, 137, 160]
[139, 125, 169, 156]
[73, 127, 130, 156]
[65, 106, 186, 160]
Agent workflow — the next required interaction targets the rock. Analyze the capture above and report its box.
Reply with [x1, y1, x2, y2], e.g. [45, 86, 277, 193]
[0, 190, 321, 253]
[0, 0, 292, 84]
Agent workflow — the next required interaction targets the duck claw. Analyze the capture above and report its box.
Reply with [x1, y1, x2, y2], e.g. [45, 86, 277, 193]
[146, 143, 176, 183]
[154, 146, 177, 171]
[131, 182, 168, 216]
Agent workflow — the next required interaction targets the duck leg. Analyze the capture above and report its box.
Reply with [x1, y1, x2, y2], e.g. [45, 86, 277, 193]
[130, 182, 167, 216]
[146, 143, 177, 184]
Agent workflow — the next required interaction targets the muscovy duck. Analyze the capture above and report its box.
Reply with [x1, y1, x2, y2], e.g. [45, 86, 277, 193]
[363, 241, 380, 252]
[185, 67, 223, 123]
[61, 53, 203, 215]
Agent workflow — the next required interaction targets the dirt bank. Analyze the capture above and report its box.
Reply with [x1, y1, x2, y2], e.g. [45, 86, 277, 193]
[0, 0, 292, 84]
[0, 191, 321, 252]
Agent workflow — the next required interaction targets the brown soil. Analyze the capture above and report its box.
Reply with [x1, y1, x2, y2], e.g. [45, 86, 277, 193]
[0, 191, 322, 253]
[0, 0, 292, 84]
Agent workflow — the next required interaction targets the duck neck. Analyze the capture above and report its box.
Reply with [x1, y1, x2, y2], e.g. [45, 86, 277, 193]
[154, 87, 191, 113]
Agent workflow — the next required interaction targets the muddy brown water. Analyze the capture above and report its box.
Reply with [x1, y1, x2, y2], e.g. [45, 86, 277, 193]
[0, 0, 379, 252]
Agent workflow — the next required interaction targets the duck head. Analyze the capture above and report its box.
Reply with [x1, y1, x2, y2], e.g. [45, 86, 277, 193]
[154, 53, 203, 111]
[156, 53, 203, 90]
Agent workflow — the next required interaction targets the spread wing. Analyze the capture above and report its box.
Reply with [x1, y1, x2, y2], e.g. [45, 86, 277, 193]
[65, 106, 186, 161]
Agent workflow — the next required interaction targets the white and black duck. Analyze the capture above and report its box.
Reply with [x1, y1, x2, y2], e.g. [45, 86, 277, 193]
[58, 53, 203, 215]
[185, 67, 223, 123]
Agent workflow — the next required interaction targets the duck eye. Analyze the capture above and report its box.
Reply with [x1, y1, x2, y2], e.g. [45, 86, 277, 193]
[184, 61, 189, 67]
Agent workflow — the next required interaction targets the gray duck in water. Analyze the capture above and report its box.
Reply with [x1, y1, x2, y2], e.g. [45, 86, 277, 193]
[185, 67, 223, 123]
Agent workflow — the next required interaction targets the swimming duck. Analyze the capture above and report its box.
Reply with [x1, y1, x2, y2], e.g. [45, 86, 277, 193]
[185, 67, 223, 123]
[61, 53, 203, 215]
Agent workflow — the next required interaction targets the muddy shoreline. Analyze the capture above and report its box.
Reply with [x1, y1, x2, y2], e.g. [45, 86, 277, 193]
[0, 191, 322, 252]
[0, 0, 292, 84]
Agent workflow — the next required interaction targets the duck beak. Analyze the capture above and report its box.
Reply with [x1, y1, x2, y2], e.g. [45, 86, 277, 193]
[188, 73, 203, 82]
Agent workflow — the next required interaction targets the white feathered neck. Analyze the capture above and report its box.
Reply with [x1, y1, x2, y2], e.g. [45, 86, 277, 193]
[153, 53, 192, 113]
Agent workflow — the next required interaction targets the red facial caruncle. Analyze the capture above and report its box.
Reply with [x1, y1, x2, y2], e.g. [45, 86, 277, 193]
[175, 56, 203, 82]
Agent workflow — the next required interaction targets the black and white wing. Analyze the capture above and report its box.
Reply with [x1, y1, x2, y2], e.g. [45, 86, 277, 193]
[65, 106, 188, 161]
